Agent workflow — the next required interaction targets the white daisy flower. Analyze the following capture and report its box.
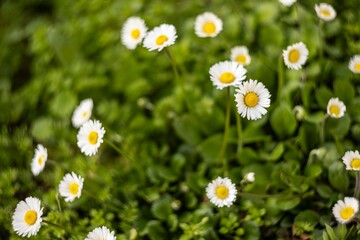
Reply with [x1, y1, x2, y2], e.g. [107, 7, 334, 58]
[209, 61, 247, 90]
[235, 79, 271, 120]
[77, 119, 105, 156]
[327, 97, 346, 118]
[72, 98, 94, 128]
[12, 197, 43, 238]
[230, 46, 251, 66]
[143, 24, 177, 51]
[244, 172, 255, 183]
[31, 144, 47, 176]
[59, 172, 84, 202]
[315, 3, 336, 22]
[282, 42, 309, 70]
[194, 12, 223, 38]
[332, 197, 359, 224]
[279, 0, 296, 7]
[349, 55, 360, 74]
[206, 177, 237, 207]
[85, 226, 116, 240]
[342, 150, 360, 171]
[121, 17, 147, 50]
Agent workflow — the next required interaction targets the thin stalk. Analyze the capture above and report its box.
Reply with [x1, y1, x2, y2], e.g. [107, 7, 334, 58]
[277, 55, 284, 103]
[320, 114, 328, 145]
[235, 110, 243, 155]
[354, 172, 360, 199]
[318, 20, 324, 63]
[218, 88, 231, 176]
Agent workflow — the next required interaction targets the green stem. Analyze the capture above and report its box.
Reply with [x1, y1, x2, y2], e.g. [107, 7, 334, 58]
[320, 114, 328, 145]
[355, 172, 360, 199]
[55, 194, 62, 213]
[236, 110, 243, 155]
[318, 20, 324, 63]
[277, 55, 284, 103]
[218, 88, 231, 176]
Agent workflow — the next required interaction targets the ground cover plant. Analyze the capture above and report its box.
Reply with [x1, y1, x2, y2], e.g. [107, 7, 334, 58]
[1, 0, 360, 239]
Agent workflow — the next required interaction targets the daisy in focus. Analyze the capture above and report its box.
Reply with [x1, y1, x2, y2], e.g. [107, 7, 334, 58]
[31, 144, 47, 176]
[230, 46, 251, 66]
[77, 119, 105, 156]
[121, 16, 147, 50]
[59, 172, 84, 202]
[206, 176, 237, 207]
[194, 12, 223, 38]
[315, 3, 336, 22]
[342, 150, 360, 171]
[279, 0, 296, 7]
[72, 98, 93, 128]
[327, 97, 346, 118]
[85, 226, 117, 240]
[282, 42, 309, 70]
[209, 61, 247, 90]
[332, 197, 359, 224]
[12, 197, 43, 238]
[349, 55, 360, 74]
[143, 24, 177, 51]
[235, 79, 271, 120]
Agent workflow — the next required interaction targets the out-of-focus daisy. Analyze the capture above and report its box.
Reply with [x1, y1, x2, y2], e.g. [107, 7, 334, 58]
[235, 79, 271, 120]
[59, 172, 84, 202]
[77, 119, 105, 156]
[244, 172, 255, 182]
[205, 177, 237, 207]
[121, 17, 147, 50]
[194, 12, 223, 38]
[333, 197, 359, 224]
[85, 226, 116, 240]
[315, 3, 336, 21]
[349, 55, 360, 74]
[31, 144, 47, 176]
[230, 46, 251, 66]
[143, 24, 177, 51]
[327, 97, 346, 118]
[283, 42, 309, 70]
[72, 98, 93, 128]
[12, 197, 43, 238]
[209, 61, 247, 90]
[342, 150, 360, 171]
[279, 0, 296, 7]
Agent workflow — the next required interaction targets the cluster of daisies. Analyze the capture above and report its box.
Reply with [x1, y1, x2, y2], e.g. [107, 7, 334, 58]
[12, 99, 113, 238]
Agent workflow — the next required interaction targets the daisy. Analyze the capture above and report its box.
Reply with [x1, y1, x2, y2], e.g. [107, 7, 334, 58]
[77, 119, 105, 156]
[143, 24, 177, 51]
[282, 42, 309, 70]
[85, 226, 116, 240]
[315, 3, 336, 22]
[206, 177, 237, 207]
[333, 197, 359, 224]
[230, 46, 251, 66]
[12, 197, 43, 238]
[121, 17, 147, 50]
[327, 97, 346, 118]
[194, 12, 223, 38]
[31, 144, 47, 176]
[279, 0, 296, 7]
[59, 172, 84, 202]
[209, 61, 247, 90]
[342, 150, 360, 170]
[349, 55, 360, 74]
[72, 98, 94, 128]
[235, 79, 271, 120]
[244, 172, 255, 183]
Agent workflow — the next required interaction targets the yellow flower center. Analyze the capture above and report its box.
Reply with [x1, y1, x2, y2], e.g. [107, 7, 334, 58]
[355, 63, 360, 72]
[219, 72, 235, 84]
[69, 182, 79, 195]
[244, 92, 259, 107]
[236, 54, 247, 64]
[203, 22, 216, 34]
[88, 131, 98, 145]
[351, 159, 360, 169]
[131, 29, 140, 39]
[215, 186, 229, 199]
[288, 49, 300, 63]
[340, 207, 354, 220]
[24, 210, 37, 225]
[329, 104, 340, 116]
[38, 156, 43, 165]
[155, 35, 168, 46]
[320, 9, 331, 17]
[82, 111, 88, 117]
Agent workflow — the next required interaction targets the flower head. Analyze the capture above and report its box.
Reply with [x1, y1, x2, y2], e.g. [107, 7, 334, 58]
[121, 17, 147, 50]
[349, 55, 360, 74]
[283, 42, 309, 70]
[279, 0, 296, 7]
[143, 24, 177, 51]
[230, 46, 251, 66]
[206, 177, 237, 207]
[72, 98, 93, 128]
[77, 119, 105, 156]
[327, 97, 346, 118]
[235, 79, 271, 120]
[31, 144, 47, 176]
[12, 197, 43, 238]
[194, 12, 223, 38]
[315, 3, 336, 21]
[85, 226, 116, 240]
[333, 197, 359, 224]
[209, 61, 247, 90]
[342, 150, 360, 171]
[59, 172, 84, 202]
[244, 172, 255, 183]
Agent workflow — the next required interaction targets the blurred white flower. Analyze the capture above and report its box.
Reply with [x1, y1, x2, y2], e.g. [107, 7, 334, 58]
[143, 24, 177, 51]
[349, 55, 360, 74]
[72, 98, 93, 128]
[230, 46, 251, 66]
[59, 172, 84, 202]
[206, 177, 237, 207]
[279, 0, 296, 7]
[77, 119, 105, 156]
[342, 150, 360, 171]
[194, 12, 223, 38]
[315, 3, 336, 21]
[333, 197, 358, 224]
[244, 172, 255, 182]
[85, 226, 116, 240]
[121, 16, 147, 50]
[209, 61, 247, 90]
[31, 144, 47, 176]
[283, 42, 309, 70]
[327, 97, 346, 118]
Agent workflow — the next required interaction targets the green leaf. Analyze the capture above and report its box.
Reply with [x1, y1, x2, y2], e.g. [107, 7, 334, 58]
[325, 224, 336, 240]
[49, 91, 77, 119]
[151, 195, 173, 221]
[294, 210, 319, 228]
[31, 117, 54, 141]
[315, 86, 333, 109]
[326, 114, 351, 139]
[333, 79, 355, 105]
[197, 134, 222, 164]
[173, 114, 202, 146]
[146, 220, 167, 240]
[267, 143, 284, 161]
[328, 161, 349, 192]
[305, 164, 322, 178]
[270, 103, 297, 138]
[276, 197, 301, 210]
